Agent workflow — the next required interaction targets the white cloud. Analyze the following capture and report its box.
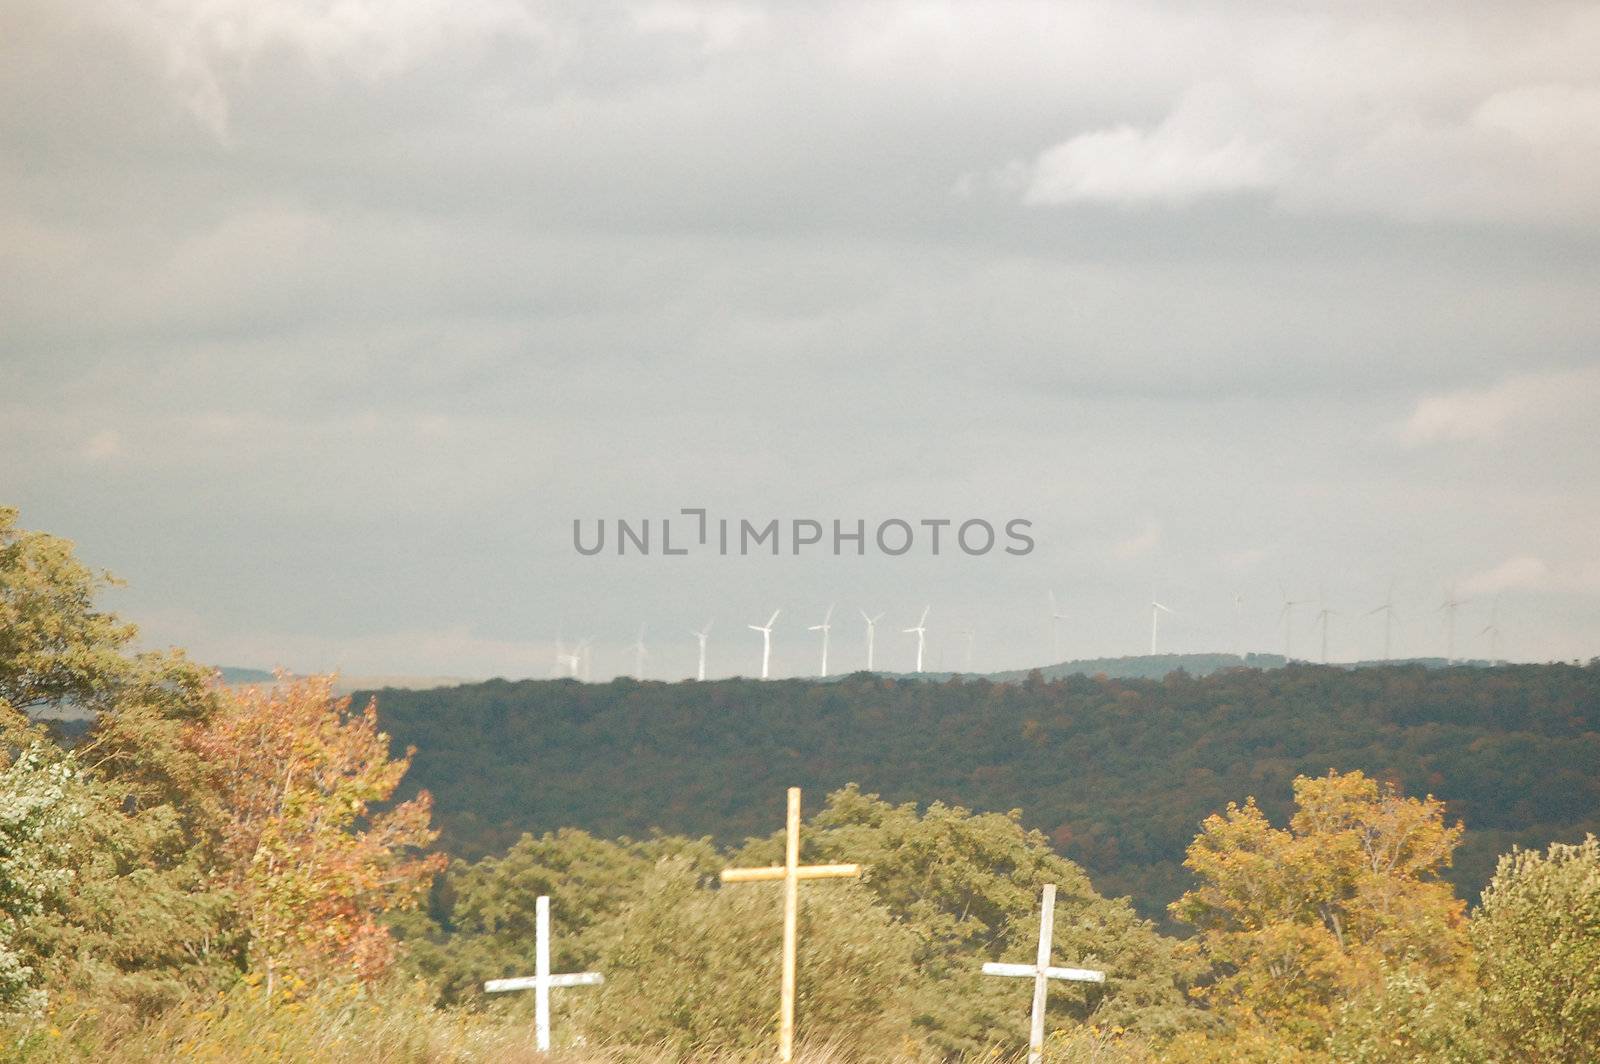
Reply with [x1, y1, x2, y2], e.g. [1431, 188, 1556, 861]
[1396, 367, 1600, 445]
[100, 0, 551, 135]
[1020, 86, 1281, 207]
[1461, 556, 1549, 596]
[632, 2, 768, 52]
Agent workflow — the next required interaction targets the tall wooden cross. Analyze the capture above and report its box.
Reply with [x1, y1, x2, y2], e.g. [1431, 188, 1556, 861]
[721, 786, 862, 1063]
[982, 883, 1106, 1064]
[483, 895, 603, 1052]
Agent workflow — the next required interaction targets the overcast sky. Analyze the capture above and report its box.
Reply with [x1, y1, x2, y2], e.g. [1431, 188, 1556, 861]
[4, 0, 1599, 680]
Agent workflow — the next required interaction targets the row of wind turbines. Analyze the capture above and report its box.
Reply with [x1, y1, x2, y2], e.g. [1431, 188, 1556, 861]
[554, 583, 1507, 682]
[1152, 582, 1505, 665]
[553, 605, 930, 682]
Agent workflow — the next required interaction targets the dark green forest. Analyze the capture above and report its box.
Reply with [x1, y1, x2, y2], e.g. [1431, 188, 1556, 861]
[370, 662, 1600, 922]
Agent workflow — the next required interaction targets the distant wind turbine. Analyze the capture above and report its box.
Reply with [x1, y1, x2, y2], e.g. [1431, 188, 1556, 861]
[1365, 582, 1398, 661]
[807, 604, 835, 678]
[748, 609, 781, 679]
[1280, 585, 1308, 660]
[627, 625, 649, 679]
[576, 637, 593, 682]
[1149, 599, 1174, 655]
[1439, 586, 1469, 664]
[691, 619, 714, 681]
[552, 638, 580, 679]
[1232, 593, 1245, 658]
[860, 610, 884, 671]
[903, 606, 930, 673]
[1312, 601, 1337, 664]
[1047, 591, 1069, 662]
[1480, 597, 1503, 665]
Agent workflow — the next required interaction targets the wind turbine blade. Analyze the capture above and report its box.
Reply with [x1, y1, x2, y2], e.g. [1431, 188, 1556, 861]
[823, 603, 835, 624]
[918, 605, 930, 625]
[766, 609, 781, 627]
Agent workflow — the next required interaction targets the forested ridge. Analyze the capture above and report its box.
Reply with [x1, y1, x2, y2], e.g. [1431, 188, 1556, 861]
[372, 663, 1600, 921]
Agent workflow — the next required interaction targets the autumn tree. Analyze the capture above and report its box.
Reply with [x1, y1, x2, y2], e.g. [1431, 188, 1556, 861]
[1472, 835, 1600, 1062]
[194, 676, 444, 991]
[1171, 770, 1470, 1050]
[0, 507, 234, 1018]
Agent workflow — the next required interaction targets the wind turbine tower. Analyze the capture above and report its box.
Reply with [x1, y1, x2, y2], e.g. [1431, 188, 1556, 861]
[1312, 602, 1337, 664]
[748, 609, 781, 679]
[627, 625, 649, 679]
[1439, 587, 1468, 664]
[691, 619, 714, 681]
[860, 610, 884, 671]
[807, 604, 835, 678]
[552, 639, 580, 679]
[1149, 599, 1174, 655]
[1365, 583, 1398, 662]
[1481, 598, 1503, 665]
[903, 606, 930, 673]
[1279, 586, 1308, 660]
[1232, 593, 1245, 658]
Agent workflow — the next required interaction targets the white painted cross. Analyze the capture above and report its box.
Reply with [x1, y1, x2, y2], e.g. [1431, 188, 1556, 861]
[982, 883, 1106, 1064]
[483, 895, 603, 1052]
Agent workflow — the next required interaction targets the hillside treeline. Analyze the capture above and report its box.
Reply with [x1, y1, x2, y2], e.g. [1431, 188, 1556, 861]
[371, 662, 1600, 921]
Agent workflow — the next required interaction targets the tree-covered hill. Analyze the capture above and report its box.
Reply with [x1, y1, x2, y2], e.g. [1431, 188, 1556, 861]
[369, 662, 1600, 923]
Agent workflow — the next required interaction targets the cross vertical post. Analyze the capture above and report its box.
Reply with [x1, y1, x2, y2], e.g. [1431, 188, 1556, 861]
[781, 785, 801, 1061]
[1029, 883, 1056, 1057]
[721, 786, 863, 1063]
[535, 894, 552, 1052]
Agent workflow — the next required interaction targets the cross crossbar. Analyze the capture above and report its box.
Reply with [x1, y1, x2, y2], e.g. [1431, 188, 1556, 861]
[720, 863, 861, 883]
[484, 972, 605, 993]
[982, 962, 1106, 983]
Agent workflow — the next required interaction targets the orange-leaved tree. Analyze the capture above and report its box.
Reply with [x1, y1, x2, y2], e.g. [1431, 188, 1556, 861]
[1170, 769, 1470, 1049]
[193, 674, 445, 992]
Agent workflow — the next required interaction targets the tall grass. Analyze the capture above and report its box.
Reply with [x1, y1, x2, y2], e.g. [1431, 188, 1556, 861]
[5, 978, 1155, 1063]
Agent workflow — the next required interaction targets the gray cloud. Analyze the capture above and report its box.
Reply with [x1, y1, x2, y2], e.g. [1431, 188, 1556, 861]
[2, 0, 1598, 676]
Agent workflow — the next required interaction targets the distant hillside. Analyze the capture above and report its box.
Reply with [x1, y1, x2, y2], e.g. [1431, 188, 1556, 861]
[214, 665, 277, 685]
[984, 652, 1287, 681]
[864, 651, 1489, 684]
[208, 666, 474, 695]
[369, 662, 1600, 925]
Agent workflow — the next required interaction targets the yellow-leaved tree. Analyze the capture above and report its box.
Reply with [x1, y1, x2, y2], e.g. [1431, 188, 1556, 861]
[1169, 770, 1470, 1052]
[194, 675, 445, 993]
